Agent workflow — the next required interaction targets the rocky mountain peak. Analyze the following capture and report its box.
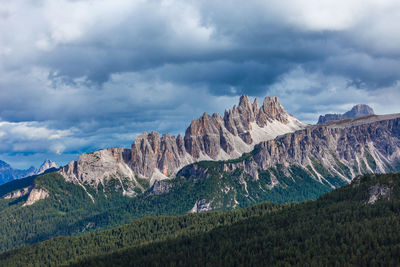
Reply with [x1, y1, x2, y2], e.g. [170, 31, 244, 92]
[345, 104, 374, 118]
[36, 159, 58, 175]
[318, 104, 375, 124]
[0, 160, 11, 169]
[252, 98, 259, 113]
[238, 94, 253, 109]
[257, 96, 289, 126]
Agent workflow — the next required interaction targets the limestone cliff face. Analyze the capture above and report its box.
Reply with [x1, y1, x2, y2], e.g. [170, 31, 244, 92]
[60, 147, 146, 197]
[190, 199, 212, 213]
[23, 188, 49, 206]
[130, 132, 190, 181]
[3, 186, 32, 200]
[59, 95, 306, 191]
[180, 114, 400, 188]
[3, 185, 50, 206]
[367, 183, 392, 204]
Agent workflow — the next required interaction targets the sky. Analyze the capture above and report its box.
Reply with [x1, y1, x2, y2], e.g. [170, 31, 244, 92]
[1, 0, 400, 169]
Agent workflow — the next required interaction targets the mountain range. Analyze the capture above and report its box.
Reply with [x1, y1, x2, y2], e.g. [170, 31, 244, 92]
[60, 96, 305, 195]
[0, 95, 399, 256]
[0, 159, 58, 185]
[55, 96, 400, 207]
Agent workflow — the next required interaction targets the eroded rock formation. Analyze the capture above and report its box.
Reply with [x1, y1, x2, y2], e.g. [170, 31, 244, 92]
[60, 95, 306, 190]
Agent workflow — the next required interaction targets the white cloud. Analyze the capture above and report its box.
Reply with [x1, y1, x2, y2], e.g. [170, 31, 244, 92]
[50, 143, 66, 155]
[0, 121, 73, 154]
[0, 121, 70, 141]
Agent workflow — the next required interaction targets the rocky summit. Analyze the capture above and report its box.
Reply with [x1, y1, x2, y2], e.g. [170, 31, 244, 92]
[60, 95, 306, 193]
[36, 159, 58, 175]
[317, 104, 375, 124]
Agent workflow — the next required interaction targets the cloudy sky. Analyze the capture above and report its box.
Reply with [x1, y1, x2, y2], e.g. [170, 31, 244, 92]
[1, 0, 400, 169]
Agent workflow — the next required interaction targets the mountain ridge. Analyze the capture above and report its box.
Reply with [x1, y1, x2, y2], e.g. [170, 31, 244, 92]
[180, 113, 400, 190]
[0, 159, 58, 185]
[60, 95, 306, 193]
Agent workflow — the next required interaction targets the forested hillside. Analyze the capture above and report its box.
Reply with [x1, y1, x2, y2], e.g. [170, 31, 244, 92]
[0, 163, 324, 252]
[0, 173, 399, 266]
[0, 202, 281, 266]
[70, 173, 400, 267]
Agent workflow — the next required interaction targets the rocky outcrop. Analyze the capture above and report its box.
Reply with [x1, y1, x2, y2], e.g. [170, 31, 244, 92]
[3, 185, 51, 206]
[367, 183, 392, 204]
[178, 164, 211, 180]
[23, 188, 49, 206]
[3, 186, 32, 199]
[318, 104, 375, 124]
[190, 199, 212, 213]
[180, 114, 400, 189]
[60, 95, 306, 192]
[149, 180, 173, 195]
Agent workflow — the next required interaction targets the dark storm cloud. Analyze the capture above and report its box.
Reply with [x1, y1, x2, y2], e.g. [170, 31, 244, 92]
[0, 0, 400, 168]
[39, 14, 339, 92]
[26, 1, 398, 95]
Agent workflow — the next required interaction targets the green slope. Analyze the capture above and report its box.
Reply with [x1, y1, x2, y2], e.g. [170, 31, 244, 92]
[0, 173, 399, 266]
[0, 202, 281, 267]
[70, 173, 400, 267]
[177, 161, 333, 208]
[0, 172, 124, 252]
[0, 158, 333, 252]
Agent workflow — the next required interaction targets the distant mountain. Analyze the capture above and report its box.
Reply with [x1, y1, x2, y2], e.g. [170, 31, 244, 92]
[0, 160, 35, 185]
[317, 104, 374, 124]
[0, 159, 58, 185]
[36, 159, 58, 175]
